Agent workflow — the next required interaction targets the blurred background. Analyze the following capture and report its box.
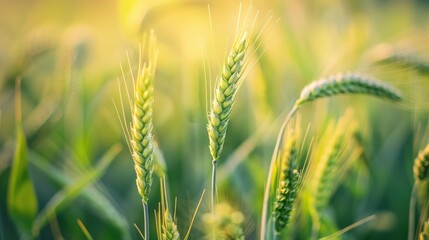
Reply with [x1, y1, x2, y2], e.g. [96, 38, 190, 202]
[1, 0, 429, 239]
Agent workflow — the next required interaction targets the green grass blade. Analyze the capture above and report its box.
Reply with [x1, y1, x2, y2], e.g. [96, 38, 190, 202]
[77, 219, 94, 240]
[31, 144, 121, 237]
[29, 150, 131, 240]
[7, 79, 38, 237]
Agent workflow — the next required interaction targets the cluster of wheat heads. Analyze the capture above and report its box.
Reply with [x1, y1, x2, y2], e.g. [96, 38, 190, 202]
[260, 71, 402, 239]
[114, 11, 411, 240]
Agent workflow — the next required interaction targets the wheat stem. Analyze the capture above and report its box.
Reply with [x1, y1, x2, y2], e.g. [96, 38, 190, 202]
[211, 159, 217, 240]
[143, 202, 149, 240]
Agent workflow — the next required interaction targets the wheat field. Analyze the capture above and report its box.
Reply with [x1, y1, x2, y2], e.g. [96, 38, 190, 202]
[1, 0, 429, 239]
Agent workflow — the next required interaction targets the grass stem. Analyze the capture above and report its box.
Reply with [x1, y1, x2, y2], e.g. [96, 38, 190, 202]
[211, 159, 217, 239]
[143, 202, 149, 240]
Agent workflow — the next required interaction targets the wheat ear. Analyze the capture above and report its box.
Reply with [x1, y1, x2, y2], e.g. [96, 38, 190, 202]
[372, 46, 429, 75]
[312, 132, 345, 214]
[162, 210, 180, 240]
[295, 72, 402, 106]
[131, 60, 156, 204]
[208, 31, 248, 161]
[273, 131, 300, 233]
[207, 31, 249, 223]
[260, 72, 401, 239]
[129, 32, 157, 240]
[414, 143, 429, 182]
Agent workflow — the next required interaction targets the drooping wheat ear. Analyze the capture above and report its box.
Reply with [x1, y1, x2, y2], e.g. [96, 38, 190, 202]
[208, 31, 248, 161]
[295, 72, 402, 106]
[162, 210, 180, 240]
[203, 202, 245, 240]
[372, 46, 429, 75]
[131, 34, 157, 204]
[414, 143, 429, 182]
[273, 131, 300, 233]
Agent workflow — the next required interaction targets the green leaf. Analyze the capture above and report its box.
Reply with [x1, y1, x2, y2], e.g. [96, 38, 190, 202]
[7, 80, 38, 238]
[29, 150, 131, 240]
[31, 144, 122, 237]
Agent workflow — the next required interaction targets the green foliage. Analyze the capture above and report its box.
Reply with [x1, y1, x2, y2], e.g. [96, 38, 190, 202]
[1, 1, 429, 239]
[7, 82, 38, 238]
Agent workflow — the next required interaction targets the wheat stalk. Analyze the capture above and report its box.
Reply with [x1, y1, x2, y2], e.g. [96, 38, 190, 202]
[207, 30, 249, 226]
[273, 131, 300, 233]
[261, 72, 400, 239]
[414, 143, 429, 182]
[126, 32, 158, 240]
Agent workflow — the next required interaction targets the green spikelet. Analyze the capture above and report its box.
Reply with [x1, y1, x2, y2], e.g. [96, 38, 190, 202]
[414, 143, 429, 182]
[130, 35, 157, 204]
[295, 72, 402, 106]
[273, 132, 300, 232]
[162, 210, 180, 240]
[208, 32, 248, 161]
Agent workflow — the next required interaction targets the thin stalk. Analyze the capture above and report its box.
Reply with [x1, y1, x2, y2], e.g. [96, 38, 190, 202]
[212, 160, 217, 213]
[260, 105, 298, 240]
[143, 202, 149, 240]
[211, 159, 217, 239]
[408, 184, 417, 240]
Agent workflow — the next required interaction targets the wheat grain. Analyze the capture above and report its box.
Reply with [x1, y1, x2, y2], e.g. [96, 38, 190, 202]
[295, 72, 402, 106]
[414, 143, 429, 182]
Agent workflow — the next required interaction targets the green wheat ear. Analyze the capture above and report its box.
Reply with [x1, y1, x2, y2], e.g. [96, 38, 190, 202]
[295, 72, 402, 106]
[208, 31, 248, 161]
[162, 210, 180, 240]
[414, 143, 429, 182]
[130, 33, 158, 204]
[273, 131, 301, 233]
